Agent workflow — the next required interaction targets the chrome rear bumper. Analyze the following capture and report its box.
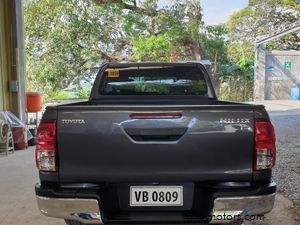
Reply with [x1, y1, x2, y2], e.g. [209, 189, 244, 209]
[36, 196, 103, 224]
[210, 193, 276, 224]
[36, 193, 275, 224]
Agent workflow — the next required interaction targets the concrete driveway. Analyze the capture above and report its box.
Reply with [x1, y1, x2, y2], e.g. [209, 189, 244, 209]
[0, 148, 64, 225]
[0, 101, 300, 225]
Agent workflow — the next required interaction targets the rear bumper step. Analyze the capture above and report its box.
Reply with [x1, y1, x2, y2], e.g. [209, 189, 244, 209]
[36, 196, 103, 224]
[35, 182, 276, 224]
[210, 193, 275, 224]
[36, 193, 275, 224]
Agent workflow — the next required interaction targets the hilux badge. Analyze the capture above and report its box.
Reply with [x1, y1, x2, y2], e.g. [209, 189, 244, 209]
[220, 118, 251, 124]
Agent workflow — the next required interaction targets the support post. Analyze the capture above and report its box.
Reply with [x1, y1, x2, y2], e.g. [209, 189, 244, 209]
[254, 45, 267, 101]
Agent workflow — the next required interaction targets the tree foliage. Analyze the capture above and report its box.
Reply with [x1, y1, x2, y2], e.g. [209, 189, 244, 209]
[200, 25, 228, 76]
[199, 25, 254, 101]
[25, 0, 205, 96]
[228, 0, 300, 49]
[25, 0, 300, 102]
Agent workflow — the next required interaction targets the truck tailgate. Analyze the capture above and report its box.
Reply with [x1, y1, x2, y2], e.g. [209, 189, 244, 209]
[57, 105, 254, 183]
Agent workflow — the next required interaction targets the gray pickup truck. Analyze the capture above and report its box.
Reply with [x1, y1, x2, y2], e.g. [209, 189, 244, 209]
[35, 62, 276, 225]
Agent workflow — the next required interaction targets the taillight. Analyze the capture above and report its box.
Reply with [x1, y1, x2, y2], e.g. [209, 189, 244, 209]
[254, 121, 276, 171]
[35, 120, 57, 172]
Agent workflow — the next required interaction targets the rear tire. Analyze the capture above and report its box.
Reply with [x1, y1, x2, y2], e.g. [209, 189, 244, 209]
[28, 137, 36, 146]
[64, 220, 102, 225]
[65, 218, 244, 225]
[64, 220, 84, 225]
[225, 219, 244, 225]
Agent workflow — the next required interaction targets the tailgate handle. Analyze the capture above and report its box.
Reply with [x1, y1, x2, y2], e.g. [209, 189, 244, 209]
[125, 127, 187, 142]
[129, 112, 182, 119]
[130, 134, 182, 142]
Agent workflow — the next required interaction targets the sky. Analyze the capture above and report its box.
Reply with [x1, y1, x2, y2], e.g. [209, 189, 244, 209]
[158, 0, 249, 25]
[201, 0, 248, 25]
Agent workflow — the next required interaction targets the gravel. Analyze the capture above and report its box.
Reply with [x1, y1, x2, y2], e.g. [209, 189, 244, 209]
[270, 113, 300, 208]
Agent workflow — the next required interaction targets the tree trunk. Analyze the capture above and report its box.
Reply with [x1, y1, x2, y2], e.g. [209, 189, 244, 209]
[190, 40, 204, 60]
[228, 78, 232, 100]
[243, 78, 247, 101]
[211, 52, 221, 96]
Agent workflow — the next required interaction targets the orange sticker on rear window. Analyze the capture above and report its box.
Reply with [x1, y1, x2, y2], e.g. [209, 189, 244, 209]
[107, 69, 120, 78]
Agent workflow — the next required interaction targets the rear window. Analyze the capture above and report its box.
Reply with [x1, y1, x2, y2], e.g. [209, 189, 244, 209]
[99, 66, 207, 96]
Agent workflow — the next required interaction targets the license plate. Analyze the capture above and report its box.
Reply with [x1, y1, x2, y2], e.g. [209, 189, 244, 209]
[130, 186, 183, 207]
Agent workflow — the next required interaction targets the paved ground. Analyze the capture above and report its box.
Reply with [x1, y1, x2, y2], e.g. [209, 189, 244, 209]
[0, 148, 64, 225]
[244, 102, 300, 225]
[0, 100, 300, 225]
[250, 100, 300, 115]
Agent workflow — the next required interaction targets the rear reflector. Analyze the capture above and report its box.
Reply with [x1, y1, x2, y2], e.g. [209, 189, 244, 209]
[130, 112, 182, 119]
[254, 121, 276, 171]
[35, 120, 57, 172]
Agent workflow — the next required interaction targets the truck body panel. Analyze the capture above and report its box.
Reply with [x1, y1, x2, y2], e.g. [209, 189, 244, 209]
[57, 104, 256, 183]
